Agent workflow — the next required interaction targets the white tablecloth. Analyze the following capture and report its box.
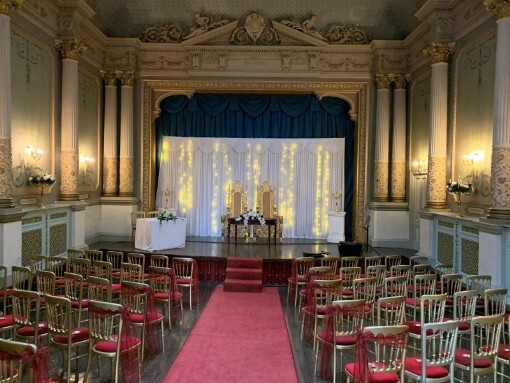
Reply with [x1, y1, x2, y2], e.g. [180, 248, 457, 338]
[135, 217, 187, 251]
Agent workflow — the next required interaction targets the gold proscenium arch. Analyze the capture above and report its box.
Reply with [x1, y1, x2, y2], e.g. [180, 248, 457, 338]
[143, 80, 368, 241]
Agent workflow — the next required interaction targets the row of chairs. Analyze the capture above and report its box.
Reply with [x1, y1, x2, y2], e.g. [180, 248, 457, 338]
[289, 255, 510, 382]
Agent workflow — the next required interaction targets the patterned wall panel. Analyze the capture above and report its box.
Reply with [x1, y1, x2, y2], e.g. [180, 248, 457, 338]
[437, 231, 454, 266]
[48, 224, 67, 257]
[22, 229, 42, 266]
[461, 238, 479, 276]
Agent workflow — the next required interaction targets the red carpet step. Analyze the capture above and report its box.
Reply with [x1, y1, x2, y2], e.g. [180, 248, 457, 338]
[224, 257, 263, 293]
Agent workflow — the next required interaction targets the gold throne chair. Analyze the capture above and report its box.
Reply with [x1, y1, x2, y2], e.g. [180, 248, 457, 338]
[256, 180, 283, 241]
[221, 180, 248, 238]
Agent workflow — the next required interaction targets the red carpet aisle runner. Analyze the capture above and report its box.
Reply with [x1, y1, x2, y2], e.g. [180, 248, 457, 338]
[163, 286, 298, 383]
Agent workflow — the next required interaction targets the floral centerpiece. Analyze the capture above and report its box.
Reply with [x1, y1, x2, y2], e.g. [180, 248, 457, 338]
[235, 209, 265, 226]
[446, 178, 472, 217]
[158, 210, 177, 223]
[28, 174, 56, 186]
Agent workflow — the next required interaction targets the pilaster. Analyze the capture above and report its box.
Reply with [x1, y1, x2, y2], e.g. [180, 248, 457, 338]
[119, 71, 135, 197]
[374, 74, 391, 202]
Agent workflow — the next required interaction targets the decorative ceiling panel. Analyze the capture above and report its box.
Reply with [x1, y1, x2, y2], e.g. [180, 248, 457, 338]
[92, 0, 420, 40]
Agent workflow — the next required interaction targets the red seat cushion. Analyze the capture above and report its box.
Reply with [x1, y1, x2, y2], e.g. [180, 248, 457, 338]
[405, 297, 430, 307]
[403, 321, 435, 336]
[455, 348, 493, 368]
[176, 278, 198, 285]
[71, 299, 88, 309]
[378, 302, 400, 310]
[16, 322, 48, 336]
[405, 357, 449, 378]
[342, 289, 354, 296]
[128, 312, 164, 324]
[111, 284, 122, 292]
[55, 279, 65, 286]
[317, 332, 356, 346]
[0, 314, 14, 328]
[112, 271, 121, 277]
[499, 344, 510, 360]
[52, 327, 89, 344]
[94, 335, 141, 353]
[345, 362, 400, 383]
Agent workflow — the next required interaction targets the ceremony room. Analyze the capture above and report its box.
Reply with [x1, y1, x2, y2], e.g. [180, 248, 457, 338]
[1, 0, 510, 382]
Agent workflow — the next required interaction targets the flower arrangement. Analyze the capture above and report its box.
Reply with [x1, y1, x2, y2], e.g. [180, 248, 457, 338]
[446, 180, 472, 195]
[235, 209, 265, 226]
[28, 174, 56, 186]
[158, 210, 177, 223]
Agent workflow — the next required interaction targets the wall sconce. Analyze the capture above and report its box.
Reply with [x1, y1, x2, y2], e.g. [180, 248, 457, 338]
[79, 155, 95, 167]
[25, 146, 43, 161]
[462, 151, 484, 166]
[411, 160, 428, 175]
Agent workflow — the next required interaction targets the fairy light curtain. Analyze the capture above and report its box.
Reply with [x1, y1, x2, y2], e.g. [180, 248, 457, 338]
[155, 93, 354, 238]
[157, 137, 344, 238]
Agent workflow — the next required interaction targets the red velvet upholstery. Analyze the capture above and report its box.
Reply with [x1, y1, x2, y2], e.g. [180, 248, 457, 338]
[17, 322, 48, 336]
[0, 314, 13, 328]
[52, 327, 89, 344]
[94, 336, 141, 353]
[317, 331, 356, 345]
[346, 362, 400, 383]
[455, 348, 493, 368]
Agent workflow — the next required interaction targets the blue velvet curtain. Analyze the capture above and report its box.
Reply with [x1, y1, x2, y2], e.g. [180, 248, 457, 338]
[156, 93, 355, 238]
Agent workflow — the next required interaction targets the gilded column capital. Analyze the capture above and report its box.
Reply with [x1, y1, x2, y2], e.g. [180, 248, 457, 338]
[392, 74, 411, 89]
[375, 74, 392, 90]
[119, 71, 135, 87]
[100, 70, 119, 86]
[484, 0, 510, 19]
[423, 42, 455, 64]
[0, 0, 22, 15]
[55, 38, 87, 60]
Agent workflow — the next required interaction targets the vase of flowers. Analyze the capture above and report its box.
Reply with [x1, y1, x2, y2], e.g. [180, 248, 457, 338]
[446, 179, 472, 217]
[28, 174, 56, 208]
[158, 210, 177, 223]
[235, 209, 266, 226]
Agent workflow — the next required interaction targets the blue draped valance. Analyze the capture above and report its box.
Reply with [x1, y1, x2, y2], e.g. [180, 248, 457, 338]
[156, 93, 355, 238]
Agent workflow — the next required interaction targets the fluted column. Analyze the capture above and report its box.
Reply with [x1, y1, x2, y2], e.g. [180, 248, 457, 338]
[423, 42, 455, 209]
[0, 1, 22, 208]
[55, 38, 86, 201]
[100, 70, 118, 197]
[485, 0, 510, 219]
[374, 74, 392, 202]
[119, 71, 135, 197]
[391, 74, 410, 202]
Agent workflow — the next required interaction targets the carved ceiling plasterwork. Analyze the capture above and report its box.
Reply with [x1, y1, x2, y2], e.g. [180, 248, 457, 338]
[141, 80, 368, 240]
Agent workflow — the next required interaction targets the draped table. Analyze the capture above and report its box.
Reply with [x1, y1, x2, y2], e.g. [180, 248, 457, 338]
[227, 217, 277, 242]
[135, 217, 187, 251]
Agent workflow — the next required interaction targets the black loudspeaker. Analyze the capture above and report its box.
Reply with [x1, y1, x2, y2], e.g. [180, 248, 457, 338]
[337, 241, 363, 257]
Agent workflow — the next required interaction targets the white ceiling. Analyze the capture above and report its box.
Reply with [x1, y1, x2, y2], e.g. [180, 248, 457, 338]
[91, 0, 421, 40]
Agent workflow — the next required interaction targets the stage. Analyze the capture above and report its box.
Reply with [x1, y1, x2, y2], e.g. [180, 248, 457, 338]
[91, 237, 415, 285]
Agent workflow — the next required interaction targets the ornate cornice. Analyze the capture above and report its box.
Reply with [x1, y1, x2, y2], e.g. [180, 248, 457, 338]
[118, 71, 135, 86]
[0, 0, 22, 15]
[392, 74, 411, 89]
[55, 38, 87, 60]
[375, 74, 392, 89]
[99, 70, 118, 86]
[484, 0, 510, 19]
[423, 42, 455, 64]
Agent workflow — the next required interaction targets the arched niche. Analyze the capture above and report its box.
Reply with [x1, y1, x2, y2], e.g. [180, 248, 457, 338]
[143, 80, 368, 240]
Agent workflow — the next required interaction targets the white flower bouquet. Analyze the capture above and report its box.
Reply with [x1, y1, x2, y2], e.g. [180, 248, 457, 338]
[235, 209, 265, 226]
[28, 174, 56, 186]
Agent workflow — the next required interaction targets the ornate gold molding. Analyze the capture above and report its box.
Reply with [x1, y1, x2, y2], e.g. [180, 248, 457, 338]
[100, 70, 119, 86]
[374, 161, 389, 201]
[484, 0, 510, 19]
[119, 157, 134, 196]
[59, 150, 79, 201]
[55, 38, 87, 60]
[0, 0, 22, 15]
[392, 74, 411, 89]
[102, 157, 117, 197]
[488, 147, 510, 218]
[0, 138, 14, 208]
[142, 79, 368, 240]
[423, 42, 455, 64]
[118, 71, 135, 87]
[391, 162, 406, 201]
[375, 74, 392, 89]
[425, 156, 447, 208]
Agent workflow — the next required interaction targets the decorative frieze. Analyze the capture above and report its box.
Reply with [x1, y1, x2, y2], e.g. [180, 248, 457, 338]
[55, 38, 87, 60]
[0, 0, 22, 15]
[484, 0, 510, 19]
[423, 42, 455, 63]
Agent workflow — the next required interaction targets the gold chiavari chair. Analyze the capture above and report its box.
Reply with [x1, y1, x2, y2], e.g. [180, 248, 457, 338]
[150, 254, 169, 268]
[130, 211, 146, 244]
[106, 250, 124, 282]
[149, 266, 183, 329]
[12, 290, 47, 346]
[126, 252, 149, 281]
[172, 257, 199, 310]
[11, 266, 32, 291]
[287, 257, 315, 307]
[87, 276, 112, 303]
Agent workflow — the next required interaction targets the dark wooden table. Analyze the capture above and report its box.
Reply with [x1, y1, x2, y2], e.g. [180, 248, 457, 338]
[228, 217, 277, 242]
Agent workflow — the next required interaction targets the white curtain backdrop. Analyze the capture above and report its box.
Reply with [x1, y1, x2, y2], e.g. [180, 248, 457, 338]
[156, 136, 344, 238]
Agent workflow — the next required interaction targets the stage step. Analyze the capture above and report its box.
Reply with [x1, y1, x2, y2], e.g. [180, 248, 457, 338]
[224, 257, 263, 293]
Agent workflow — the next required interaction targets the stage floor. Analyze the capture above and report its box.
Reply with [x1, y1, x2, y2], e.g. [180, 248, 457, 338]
[91, 236, 416, 260]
